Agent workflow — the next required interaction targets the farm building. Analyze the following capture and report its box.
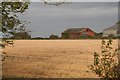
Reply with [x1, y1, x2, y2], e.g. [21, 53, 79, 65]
[61, 28, 95, 39]
[103, 24, 119, 37]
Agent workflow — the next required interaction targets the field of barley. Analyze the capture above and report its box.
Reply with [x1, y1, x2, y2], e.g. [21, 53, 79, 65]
[2, 40, 118, 78]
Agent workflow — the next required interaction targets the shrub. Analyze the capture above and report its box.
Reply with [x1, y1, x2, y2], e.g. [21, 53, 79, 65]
[49, 34, 59, 39]
[90, 39, 119, 78]
[79, 35, 94, 39]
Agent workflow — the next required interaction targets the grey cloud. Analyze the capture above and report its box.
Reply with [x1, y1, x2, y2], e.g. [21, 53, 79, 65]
[22, 2, 118, 38]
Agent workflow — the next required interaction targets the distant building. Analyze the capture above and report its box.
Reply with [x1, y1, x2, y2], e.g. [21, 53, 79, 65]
[61, 28, 95, 39]
[103, 24, 119, 37]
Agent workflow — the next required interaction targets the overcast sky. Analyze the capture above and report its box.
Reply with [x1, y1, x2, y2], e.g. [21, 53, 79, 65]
[21, 2, 118, 38]
[31, 0, 120, 2]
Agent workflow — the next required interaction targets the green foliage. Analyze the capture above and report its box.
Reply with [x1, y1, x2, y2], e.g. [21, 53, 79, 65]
[63, 33, 69, 39]
[0, 2, 30, 47]
[117, 21, 120, 24]
[43, 0, 65, 6]
[12, 32, 31, 39]
[1, 2, 30, 33]
[0, 43, 5, 48]
[90, 39, 119, 78]
[79, 35, 94, 39]
[94, 32, 103, 39]
[49, 34, 59, 39]
[108, 34, 117, 39]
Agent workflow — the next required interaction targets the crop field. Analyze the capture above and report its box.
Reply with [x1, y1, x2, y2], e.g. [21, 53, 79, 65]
[2, 40, 118, 78]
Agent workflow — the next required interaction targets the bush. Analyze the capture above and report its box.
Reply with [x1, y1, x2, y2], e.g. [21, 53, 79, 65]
[12, 32, 31, 39]
[90, 39, 119, 78]
[49, 34, 59, 39]
[94, 32, 103, 39]
[79, 35, 94, 39]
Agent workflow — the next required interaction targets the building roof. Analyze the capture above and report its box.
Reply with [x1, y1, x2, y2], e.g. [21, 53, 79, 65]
[62, 28, 87, 33]
[103, 24, 118, 31]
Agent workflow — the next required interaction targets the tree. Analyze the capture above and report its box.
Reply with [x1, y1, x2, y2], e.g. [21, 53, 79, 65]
[44, 0, 65, 6]
[94, 32, 103, 39]
[108, 34, 116, 39]
[1, 0, 66, 47]
[1, 1, 30, 47]
[117, 21, 120, 78]
[12, 32, 31, 39]
[49, 34, 59, 39]
[11, 23, 31, 39]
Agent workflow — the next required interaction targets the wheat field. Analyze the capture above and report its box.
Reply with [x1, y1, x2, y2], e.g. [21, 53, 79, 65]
[2, 40, 118, 78]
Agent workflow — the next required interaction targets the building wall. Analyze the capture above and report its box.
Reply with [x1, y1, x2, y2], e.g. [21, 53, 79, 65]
[61, 28, 95, 39]
[103, 30, 117, 37]
[69, 32, 82, 39]
[82, 28, 95, 37]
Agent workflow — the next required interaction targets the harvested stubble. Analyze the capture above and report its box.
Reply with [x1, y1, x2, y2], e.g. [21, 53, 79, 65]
[2, 40, 118, 78]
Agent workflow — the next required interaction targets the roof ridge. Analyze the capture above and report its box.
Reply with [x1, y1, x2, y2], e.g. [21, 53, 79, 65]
[104, 24, 118, 31]
[62, 27, 90, 33]
[67, 27, 87, 29]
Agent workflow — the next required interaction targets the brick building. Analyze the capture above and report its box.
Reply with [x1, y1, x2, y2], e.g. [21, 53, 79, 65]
[61, 28, 95, 39]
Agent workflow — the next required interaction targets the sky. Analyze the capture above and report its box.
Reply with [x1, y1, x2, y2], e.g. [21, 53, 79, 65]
[20, 2, 118, 38]
[31, 0, 120, 2]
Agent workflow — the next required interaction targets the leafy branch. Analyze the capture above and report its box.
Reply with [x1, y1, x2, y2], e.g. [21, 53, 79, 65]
[90, 39, 119, 78]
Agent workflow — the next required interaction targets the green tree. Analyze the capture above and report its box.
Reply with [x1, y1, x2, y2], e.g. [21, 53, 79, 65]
[49, 34, 59, 39]
[0, 1, 30, 47]
[12, 32, 31, 39]
[94, 32, 103, 39]
[0, 0, 66, 47]
[108, 34, 116, 39]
